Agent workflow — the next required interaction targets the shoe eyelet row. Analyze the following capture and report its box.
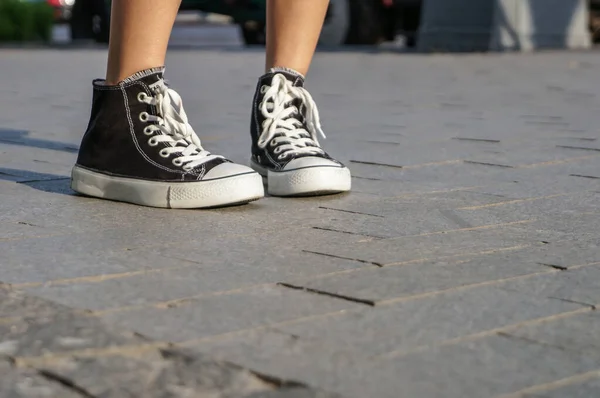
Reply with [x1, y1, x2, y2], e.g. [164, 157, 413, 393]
[159, 149, 169, 158]
[137, 92, 148, 102]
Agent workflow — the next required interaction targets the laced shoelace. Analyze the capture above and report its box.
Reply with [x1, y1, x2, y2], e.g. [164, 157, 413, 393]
[137, 80, 221, 171]
[257, 74, 327, 161]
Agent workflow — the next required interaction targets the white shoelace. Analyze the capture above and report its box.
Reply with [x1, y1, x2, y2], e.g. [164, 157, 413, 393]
[137, 80, 221, 171]
[257, 74, 327, 161]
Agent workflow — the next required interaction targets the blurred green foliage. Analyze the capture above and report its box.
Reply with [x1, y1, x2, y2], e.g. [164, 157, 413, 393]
[0, 0, 54, 42]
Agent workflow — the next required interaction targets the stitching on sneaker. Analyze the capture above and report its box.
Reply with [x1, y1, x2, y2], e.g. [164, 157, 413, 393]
[121, 84, 185, 175]
[120, 66, 165, 84]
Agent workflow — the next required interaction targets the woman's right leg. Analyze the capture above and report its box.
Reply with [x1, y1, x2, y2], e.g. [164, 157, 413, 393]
[71, 0, 264, 209]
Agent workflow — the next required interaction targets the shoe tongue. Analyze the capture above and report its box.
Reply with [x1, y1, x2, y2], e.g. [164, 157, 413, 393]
[120, 66, 165, 86]
[267, 67, 305, 87]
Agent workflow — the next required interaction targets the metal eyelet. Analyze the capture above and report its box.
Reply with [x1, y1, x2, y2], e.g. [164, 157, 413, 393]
[270, 139, 277, 147]
[143, 126, 153, 135]
[278, 154, 287, 160]
[148, 137, 158, 146]
[273, 147, 281, 154]
[139, 112, 149, 122]
[159, 149, 169, 158]
[137, 92, 148, 102]
[172, 158, 183, 167]
[260, 85, 268, 94]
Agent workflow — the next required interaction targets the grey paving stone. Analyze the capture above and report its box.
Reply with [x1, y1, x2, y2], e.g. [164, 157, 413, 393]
[101, 285, 358, 343]
[364, 332, 600, 398]
[0, 359, 82, 398]
[497, 264, 600, 307]
[279, 246, 550, 303]
[303, 224, 561, 266]
[503, 311, 600, 357]
[192, 288, 584, 398]
[22, 251, 363, 311]
[0, 284, 333, 398]
[522, 377, 600, 398]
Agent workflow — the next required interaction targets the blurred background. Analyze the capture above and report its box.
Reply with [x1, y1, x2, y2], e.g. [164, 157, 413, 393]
[5, 0, 598, 49]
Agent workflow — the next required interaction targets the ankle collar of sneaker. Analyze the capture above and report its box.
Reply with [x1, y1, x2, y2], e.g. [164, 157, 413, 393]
[120, 66, 165, 84]
[94, 66, 166, 88]
[268, 67, 305, 80]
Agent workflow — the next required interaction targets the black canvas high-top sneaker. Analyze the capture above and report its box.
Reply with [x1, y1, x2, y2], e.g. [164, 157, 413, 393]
[72, 67, 264, 208]
[250, 67, 351, 196]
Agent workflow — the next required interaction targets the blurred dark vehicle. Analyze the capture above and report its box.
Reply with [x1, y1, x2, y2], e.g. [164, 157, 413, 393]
[591, 0, 600, 42]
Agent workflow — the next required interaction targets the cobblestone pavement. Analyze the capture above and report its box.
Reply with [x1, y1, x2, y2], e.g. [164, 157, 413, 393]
[1, 46, 600, 398]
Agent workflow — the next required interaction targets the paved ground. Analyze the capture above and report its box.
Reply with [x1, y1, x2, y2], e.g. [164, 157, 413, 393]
[1, 43, 600, 398]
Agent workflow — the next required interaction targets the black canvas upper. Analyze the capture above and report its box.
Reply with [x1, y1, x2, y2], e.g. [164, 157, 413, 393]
[250, 69, 340, 171]
[76, 69, 228, 182]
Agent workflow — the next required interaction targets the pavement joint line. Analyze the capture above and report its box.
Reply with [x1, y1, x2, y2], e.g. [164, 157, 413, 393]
[516, 153, 600, 168]
[452, 137, 501, 143]
[11, 265, 193, 289]
[277, 283, 376, 307]
[382, 244, 534, 267]
[0, 232, 67, 242]
[90, 282, 277, 315]
[311, 226, 387, 239]
[301, 250, 384, 267]
[457, 192, 577, 210]
[464, 160, 514, 168]
[557, 145, 600, 152]
[317, 206, 384, 218]
[494, 368, 600, 398]
[12, 341, 171, 368]
[377, 261, 600, 307]
[349, 159, 462, 170]
[389, 186, 483, 199]
[375, 219, 535, 242]
[570, 173, 600, 179]
[377, 305, 595, 361]
[401, 159, 464, 169]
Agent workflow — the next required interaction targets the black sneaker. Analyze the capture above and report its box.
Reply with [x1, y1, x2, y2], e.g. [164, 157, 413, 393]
[250, 67, 351, 196]
[71, 67, 264, 208]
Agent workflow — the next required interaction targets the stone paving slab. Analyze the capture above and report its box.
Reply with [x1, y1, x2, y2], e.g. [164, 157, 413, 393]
[2, 48, 600, 397]
[0, 283, 336, 398]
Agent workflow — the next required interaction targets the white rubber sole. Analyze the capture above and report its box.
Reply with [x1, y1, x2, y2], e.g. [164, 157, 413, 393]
[71, 165, 265, 209]
[251, 161, 351, 197]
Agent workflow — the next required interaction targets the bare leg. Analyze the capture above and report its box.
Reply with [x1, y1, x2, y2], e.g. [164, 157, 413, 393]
[265, 0, 329, 76]
[105, 0, 181, 84]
